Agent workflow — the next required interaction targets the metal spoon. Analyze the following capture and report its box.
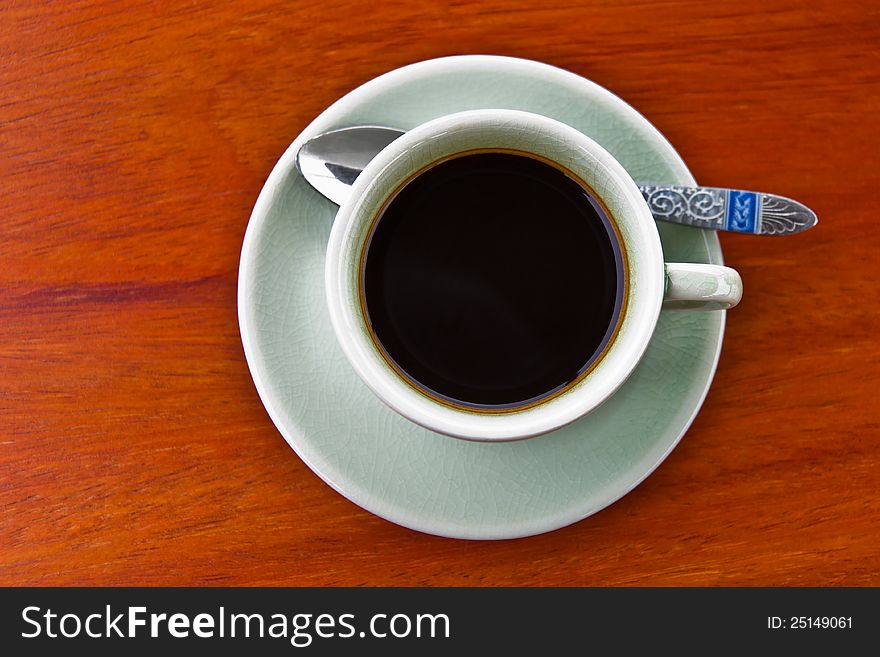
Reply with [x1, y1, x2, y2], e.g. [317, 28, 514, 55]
[297, 126, 817, 235]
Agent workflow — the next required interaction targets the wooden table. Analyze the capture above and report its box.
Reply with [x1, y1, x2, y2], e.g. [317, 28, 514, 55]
[2, 0, 878, 586]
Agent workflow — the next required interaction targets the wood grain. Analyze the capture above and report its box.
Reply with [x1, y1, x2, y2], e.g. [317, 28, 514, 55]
[1, 0, 878, 586]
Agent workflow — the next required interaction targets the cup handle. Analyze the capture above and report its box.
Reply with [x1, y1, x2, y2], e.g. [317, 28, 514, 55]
[663, 263, 743, 310]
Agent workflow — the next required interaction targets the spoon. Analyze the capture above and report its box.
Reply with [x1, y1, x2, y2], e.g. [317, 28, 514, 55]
[297, 126, 817, 235]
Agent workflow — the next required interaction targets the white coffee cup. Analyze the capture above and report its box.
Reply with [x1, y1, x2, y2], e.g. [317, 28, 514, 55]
[325, 109, 741, 442]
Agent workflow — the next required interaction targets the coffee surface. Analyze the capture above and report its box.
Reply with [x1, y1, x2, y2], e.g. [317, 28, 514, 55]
[363, 152, 623, 409]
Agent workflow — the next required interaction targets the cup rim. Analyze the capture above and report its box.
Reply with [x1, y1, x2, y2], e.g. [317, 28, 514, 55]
[325, 109, 665, 441]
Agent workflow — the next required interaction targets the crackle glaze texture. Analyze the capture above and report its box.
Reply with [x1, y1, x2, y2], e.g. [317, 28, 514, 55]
[239, 56, 725, 538]
[665, 263, 742, 310]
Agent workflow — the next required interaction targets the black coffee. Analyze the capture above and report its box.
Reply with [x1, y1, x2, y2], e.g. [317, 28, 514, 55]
[363, 152, 624, 409]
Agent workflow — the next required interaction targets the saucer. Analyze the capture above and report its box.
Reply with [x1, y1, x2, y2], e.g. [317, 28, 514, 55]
[238, 56, 725, 539]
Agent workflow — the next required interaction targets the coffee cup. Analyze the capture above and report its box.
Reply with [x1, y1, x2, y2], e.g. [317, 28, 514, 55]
[325, 109, 741, 441]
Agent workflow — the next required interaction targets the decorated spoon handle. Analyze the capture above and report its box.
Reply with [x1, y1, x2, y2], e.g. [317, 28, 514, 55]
[637, 185, 817, 235]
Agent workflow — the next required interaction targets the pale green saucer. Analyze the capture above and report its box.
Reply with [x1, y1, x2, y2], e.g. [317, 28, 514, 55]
[238, 56, 725, 539]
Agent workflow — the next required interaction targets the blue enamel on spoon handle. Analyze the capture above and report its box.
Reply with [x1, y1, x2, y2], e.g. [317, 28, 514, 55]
[638, 184, 816, 235]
